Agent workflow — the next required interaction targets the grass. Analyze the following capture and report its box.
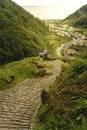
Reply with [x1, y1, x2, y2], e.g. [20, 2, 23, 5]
[45, 63, 53, 70]
[0, 56, 56, 90]
[0, 58, 35, 89]
[47, 31, 72, 56]
[0, 57, 48, 90]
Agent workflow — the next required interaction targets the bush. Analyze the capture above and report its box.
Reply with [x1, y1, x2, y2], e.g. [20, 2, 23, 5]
[68, 58, 87, 77]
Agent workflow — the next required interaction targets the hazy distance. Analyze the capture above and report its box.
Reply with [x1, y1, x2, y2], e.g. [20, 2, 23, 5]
[22, 5, 85, 20]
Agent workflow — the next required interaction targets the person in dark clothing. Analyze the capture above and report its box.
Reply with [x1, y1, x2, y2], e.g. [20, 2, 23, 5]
[43, 49, 48, 60]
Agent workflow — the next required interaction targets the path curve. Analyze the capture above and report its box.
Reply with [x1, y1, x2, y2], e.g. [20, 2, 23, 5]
[0, 60, 62, 130]
[56, 44, 65, 56]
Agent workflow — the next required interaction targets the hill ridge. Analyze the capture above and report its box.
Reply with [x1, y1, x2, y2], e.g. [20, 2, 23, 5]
[63, 4, 87, 28]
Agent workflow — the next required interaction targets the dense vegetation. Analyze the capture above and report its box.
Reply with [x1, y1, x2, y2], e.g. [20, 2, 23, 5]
[0, 0, 49, 64]
[63, 4, 87, 28]
[34, 45, 87, 130]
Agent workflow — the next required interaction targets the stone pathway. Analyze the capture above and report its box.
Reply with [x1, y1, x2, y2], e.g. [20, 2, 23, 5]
[0, 60, 62, 130]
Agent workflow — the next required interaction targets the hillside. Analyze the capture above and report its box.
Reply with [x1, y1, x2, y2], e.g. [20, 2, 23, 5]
[34, 44, 87, 130]
[0, 0, 49, 64]
[63, 4, 87, 28]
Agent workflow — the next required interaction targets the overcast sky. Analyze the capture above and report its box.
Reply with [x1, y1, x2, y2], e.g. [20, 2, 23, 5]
[13, 0, 87, 19]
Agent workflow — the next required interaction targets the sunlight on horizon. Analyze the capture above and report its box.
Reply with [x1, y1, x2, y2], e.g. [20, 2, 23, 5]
[23, 6, 79, 19]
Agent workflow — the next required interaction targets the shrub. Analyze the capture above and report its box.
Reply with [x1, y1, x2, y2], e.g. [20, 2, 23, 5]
[68, 58, 87, 77]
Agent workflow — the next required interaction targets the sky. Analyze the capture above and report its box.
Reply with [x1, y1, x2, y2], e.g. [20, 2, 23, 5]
[13, 0, 87, 19]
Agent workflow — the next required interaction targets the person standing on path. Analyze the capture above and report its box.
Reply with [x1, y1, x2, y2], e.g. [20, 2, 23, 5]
[43, 49, 48, 60]
[39, 51, 43, 61]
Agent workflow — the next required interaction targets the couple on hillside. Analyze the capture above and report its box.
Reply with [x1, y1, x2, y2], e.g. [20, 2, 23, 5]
[39, 49, 48, 61]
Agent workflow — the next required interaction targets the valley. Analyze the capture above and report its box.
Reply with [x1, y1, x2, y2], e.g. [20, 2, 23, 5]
[0, 1, 87, 130]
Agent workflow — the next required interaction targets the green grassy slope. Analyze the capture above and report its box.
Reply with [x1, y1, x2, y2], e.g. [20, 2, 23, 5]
[63, 4, 87, 28]
[0, 0, 49, 64]
[0, 56, 53, 90]
[0, 57, 38, 90]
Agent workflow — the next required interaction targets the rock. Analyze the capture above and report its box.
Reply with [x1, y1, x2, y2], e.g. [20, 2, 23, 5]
[81, 35, 86, 40]
[36, 68, 46, 77]
[67, 49, 77, 55]
[41, 89, 49, 104]
[36, 64, 44, 69]
[6, 75, 15, 83]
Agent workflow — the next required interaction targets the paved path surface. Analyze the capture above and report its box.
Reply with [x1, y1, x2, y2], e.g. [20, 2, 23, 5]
[0, 60, 62, 130]
[56, 44, 65, 57]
